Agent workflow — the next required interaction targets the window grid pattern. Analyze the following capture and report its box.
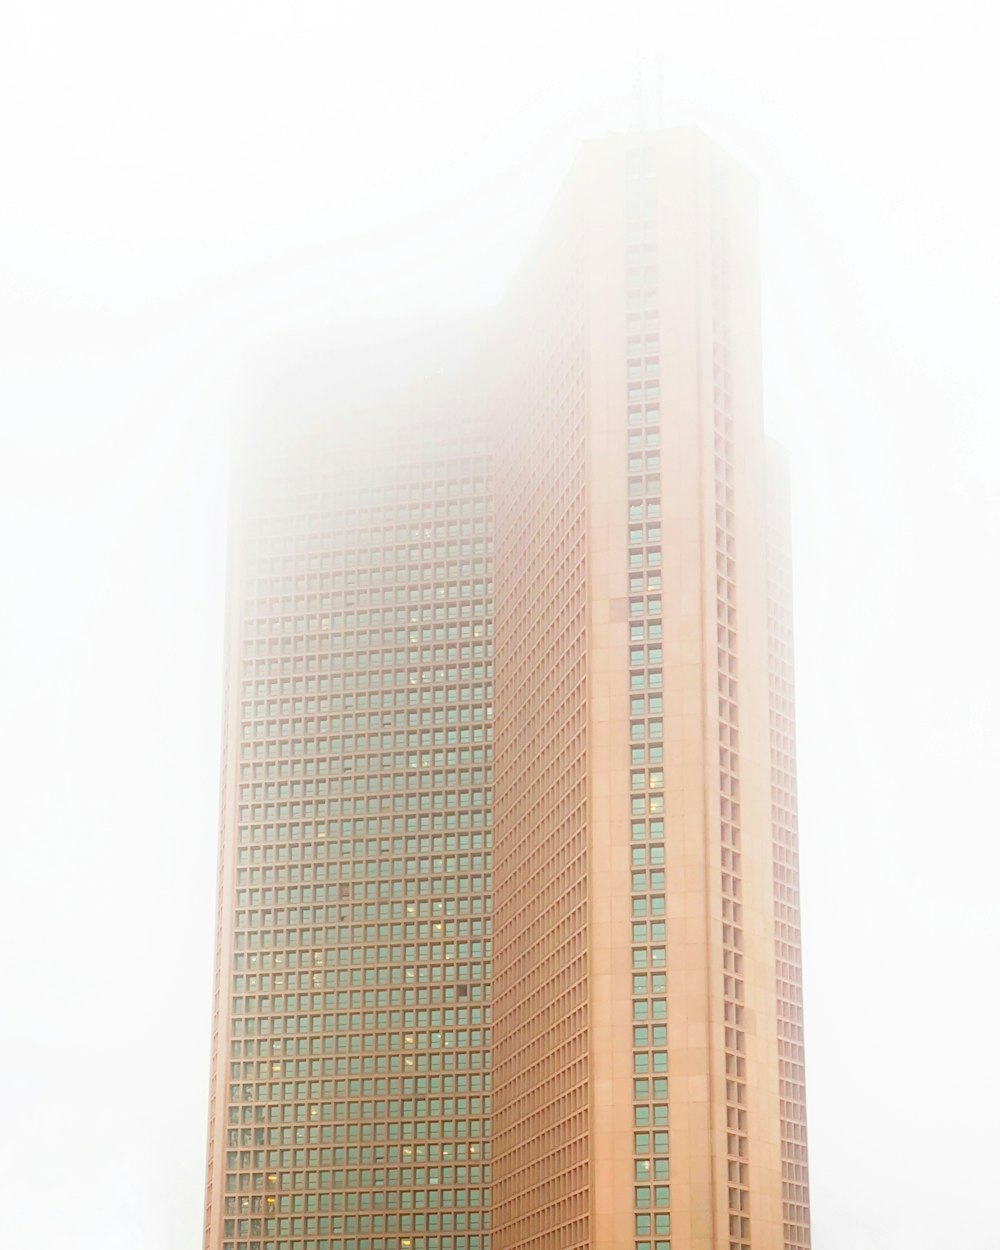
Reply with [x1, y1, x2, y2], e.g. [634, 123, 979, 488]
[211, 418, 494, 1250]
[205, 130, 812, 1250]
[491, 233, 590, 1250]
[766, 455, 811, 1249]
[625, 145, 671, 1250]
[711, 184, 750, 1250]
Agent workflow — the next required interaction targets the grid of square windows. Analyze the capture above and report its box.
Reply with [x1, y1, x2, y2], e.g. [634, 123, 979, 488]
[491, 205, 590, 1250]
[711, 174, 751, 1250]
[766, 452, 812, 1250]
[205, 135, 812, 1250]
[207, 417, 495, 1250]
[626, 145, 671, 1250]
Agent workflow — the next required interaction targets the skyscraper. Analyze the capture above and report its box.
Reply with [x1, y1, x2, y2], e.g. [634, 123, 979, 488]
[204, 128, 810, 1250]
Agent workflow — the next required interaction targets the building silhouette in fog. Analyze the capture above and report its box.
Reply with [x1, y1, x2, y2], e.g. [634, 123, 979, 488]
[204, 128, 810, 1250]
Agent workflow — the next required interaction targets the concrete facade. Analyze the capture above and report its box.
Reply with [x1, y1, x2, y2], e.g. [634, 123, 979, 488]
[205, 129, 810, 1250]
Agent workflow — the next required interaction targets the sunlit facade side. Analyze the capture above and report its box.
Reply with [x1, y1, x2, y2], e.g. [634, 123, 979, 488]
[489, 128, 811, 1250]
[491, 156, 591, 1250]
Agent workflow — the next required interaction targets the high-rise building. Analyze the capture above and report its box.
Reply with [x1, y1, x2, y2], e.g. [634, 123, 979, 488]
[204, 128, 810, 1250]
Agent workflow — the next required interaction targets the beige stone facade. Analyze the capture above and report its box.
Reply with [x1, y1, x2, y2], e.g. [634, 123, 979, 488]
[491, 129, 809, 1250]
[206, 129, 810, 1250]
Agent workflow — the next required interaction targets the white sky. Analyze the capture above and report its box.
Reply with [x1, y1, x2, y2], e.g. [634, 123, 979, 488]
[1, 2, 998, 1247]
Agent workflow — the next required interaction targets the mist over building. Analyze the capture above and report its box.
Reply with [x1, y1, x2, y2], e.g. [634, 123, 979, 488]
[204, 127, 810, 1250]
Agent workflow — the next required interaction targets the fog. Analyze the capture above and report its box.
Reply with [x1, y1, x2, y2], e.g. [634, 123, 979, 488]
[1, 2, 998, 1248]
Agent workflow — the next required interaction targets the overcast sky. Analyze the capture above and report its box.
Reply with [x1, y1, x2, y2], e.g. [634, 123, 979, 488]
[2, 2, 998, 1248]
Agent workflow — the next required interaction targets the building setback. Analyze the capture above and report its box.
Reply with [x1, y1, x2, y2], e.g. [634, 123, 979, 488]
[204, 128, 810, 1250]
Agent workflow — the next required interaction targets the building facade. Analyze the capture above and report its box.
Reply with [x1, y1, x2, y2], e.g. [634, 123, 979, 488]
[205, 129, 810, 1250]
